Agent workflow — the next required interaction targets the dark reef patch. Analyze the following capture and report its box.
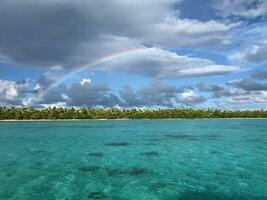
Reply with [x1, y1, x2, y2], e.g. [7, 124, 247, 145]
[128, 167, 148, 176]
[88, 191, 108, 199]
[107, 167, 149, 177]
[165, 134, 220, 141]
[148, 182, 175, 191]
[209, 150, 222, 154]
[145, 142, 157, 146]
[104, 142, 130, 147]
[32, 150, 46, 154]
[88, 152, 104, 157]
[78, 166, 101, 172]
[107, 169, 127, 176]
[148, 138, 159, 142]
[203, 134, 220, 139]
[165, 134, 198, 140]
[142, 151, 159, 156]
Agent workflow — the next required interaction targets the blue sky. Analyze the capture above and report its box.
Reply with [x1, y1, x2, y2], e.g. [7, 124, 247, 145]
[0, 0, 267, 109]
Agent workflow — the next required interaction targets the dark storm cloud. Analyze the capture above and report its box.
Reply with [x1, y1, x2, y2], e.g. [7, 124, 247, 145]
[196, 82, 234, 98]
[0, 1, 94, 66]
[0, 0, 162, 66]
[195, 80, 267, 104]
[119, 81, 206, 107]
[226, 79, 267, 91]
[251, 70, 267, 80]
[36, 65, 69, 89]
[65, 82, 121, 107]
[197, 82, 223, 92]
[119, 81, 185, 107]
[38, 84, 112, 107]
[38, 86, 66, 105]
[37, 80, 206, 107]
[0, 0, 238, 68]
[37, 81, 122, 107]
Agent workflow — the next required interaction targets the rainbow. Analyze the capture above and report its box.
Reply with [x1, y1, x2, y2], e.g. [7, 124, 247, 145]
[34, 47, 148, 105]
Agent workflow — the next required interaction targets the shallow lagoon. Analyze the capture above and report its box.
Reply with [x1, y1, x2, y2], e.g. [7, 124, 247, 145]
[0, 120, 266, 200]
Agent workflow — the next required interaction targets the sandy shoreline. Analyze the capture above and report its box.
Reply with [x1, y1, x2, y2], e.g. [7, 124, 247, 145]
[0, 118, 267, 122]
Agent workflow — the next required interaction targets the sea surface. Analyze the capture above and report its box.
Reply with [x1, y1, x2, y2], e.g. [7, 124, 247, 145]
[0, 120, 266, 200]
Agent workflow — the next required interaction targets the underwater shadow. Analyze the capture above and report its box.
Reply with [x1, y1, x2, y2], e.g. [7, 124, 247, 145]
[77, 166, 101, 173]
[88, 191, 109, 199]
[88, 152, 104, 157]
[142, 151, 159, 156]
[104, 142, 130, 147]
[107, 167, 149, 177]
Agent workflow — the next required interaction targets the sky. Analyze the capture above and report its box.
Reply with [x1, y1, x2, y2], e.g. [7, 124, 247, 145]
[0, 0, 267, 109]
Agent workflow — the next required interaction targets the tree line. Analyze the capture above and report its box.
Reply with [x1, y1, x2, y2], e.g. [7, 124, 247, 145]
[0, 107, 267, 119]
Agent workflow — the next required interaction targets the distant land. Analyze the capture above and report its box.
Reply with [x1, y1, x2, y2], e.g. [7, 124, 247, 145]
[0, 107, 267, 120]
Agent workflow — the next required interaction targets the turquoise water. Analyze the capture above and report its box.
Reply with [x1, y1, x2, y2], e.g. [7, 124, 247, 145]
[0, 120, 266, 200]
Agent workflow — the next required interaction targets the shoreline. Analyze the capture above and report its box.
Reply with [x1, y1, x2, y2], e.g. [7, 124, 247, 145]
[1, 118, 267, 122]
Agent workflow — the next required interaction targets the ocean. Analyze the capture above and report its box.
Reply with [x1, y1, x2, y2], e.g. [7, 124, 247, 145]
[0, 120, 266, 200]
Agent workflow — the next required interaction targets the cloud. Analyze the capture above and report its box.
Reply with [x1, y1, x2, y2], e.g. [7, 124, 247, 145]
[65, 82, 121, 107]
[0, 0, 238, 67]
[38, 86, 67, 106]
[37, 65, 67, 88]
[195, 80, 267, 104]
[178, 90, 206, 105]
[226, 91, 267, 103]
[244, 44, 267, 63]
[228, 23, 267, 64]
[251, 70, 267, 79]
[253, 91, 267, 102]
[80, 78, 92, 86]
[2, 76, 267, 107]
[226, 79, 267, 91]
[139, 17, 239, 49]
[230, 43, 267, 64]
[37, 81, 121, 107]
[196, 82, 224, 92]
[98, 48, 240, 79]
[0, 79, 33, 106]
[213, 0, 267, 18]
[37, 80, 205, 108]
[119, 81, 185, 107]
[119, 81, 206, 107]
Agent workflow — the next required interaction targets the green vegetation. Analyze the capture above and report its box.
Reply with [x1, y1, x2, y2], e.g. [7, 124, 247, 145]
[0, 107, 267, 120]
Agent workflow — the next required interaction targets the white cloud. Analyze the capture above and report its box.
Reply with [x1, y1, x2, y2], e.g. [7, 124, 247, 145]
[80, 78, 91, 86]
[0, 79, 33, 106]
[0, 80, 18, 101]
[5, 85, 18, 101]
[145, 17, 240, 48]
[179, 90, 205, 105]
[254, 91, 267, 102]
[41, 102, 67, 108]
[228, 23, 267, 64]
[230, 43, 267, 64]
[226, 91, 267, 103]
[213, 0, 267, 18]
[98, 47, 240, 79]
